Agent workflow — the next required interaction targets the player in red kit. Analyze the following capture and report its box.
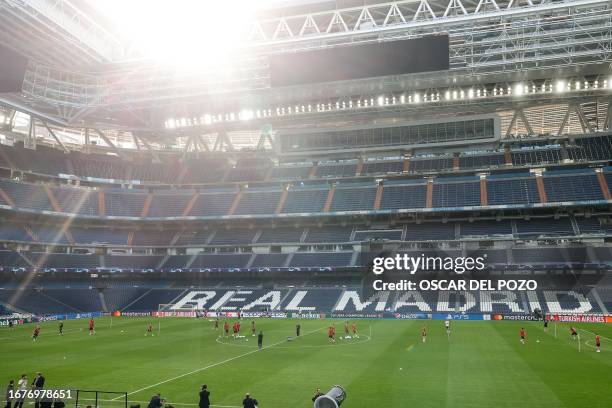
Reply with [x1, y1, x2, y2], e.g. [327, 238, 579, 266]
[595, 334, 601, 353]
[88, 318, 95, 335]
[328, 326, 335, 343]
[223, 321, 229, 337]
[32, 325, 40, 341]
[352, 323, 359, 339]
[520, 327, 526, 344]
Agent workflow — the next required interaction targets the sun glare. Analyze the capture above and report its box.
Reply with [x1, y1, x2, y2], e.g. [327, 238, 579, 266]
[91, 0, 276, 69]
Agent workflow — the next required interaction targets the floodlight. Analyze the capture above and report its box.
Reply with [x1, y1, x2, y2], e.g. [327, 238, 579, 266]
[468, 89, 474, 99]
[377, 96, 384, 106]
[445, 90, 450, 100]
[514, 83, 524, 96]
[555, 80, 566, 93]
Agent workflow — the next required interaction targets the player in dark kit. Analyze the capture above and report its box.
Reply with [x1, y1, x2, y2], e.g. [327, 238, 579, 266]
[214, 318, 219, 330]
[296, 323, 301, 337]
[595, 334, 601, 353]
[257, 331, 263, 350]
[32, 326, 40, 341]
[251, 320, 256, 337]
[344, 321, 349, 338]
[570, 327, 578, 340]
[543, 319, 548, 332]
[58, 322, 63, 336]
[520, 327, 527, 344]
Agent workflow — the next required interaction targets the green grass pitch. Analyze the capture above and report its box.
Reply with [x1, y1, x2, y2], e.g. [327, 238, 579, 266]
[1, 317, 610, 408]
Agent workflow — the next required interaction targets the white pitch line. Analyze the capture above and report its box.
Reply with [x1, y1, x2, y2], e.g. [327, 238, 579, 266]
[113, 326, 325, 400]
[578, 328, 612, 342]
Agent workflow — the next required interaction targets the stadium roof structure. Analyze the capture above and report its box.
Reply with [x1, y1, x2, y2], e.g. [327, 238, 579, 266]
[0, 0, 610, 153]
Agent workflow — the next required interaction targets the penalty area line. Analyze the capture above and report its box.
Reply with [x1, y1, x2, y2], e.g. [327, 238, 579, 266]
[114, 326, 325, 399]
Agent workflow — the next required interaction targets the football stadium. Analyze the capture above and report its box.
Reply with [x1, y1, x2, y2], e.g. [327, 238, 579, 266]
[0, 1, 611, 407]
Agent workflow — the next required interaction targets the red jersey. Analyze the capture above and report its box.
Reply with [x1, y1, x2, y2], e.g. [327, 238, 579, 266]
[520, 329, 526, 337]
[33, 328, 40, 335]
[596, 335, 601, 345]
[328, 327, 334, 337]
[570, 327, 577, 335]
[224, 322, 229, 331]
[89, 319, 94, 329]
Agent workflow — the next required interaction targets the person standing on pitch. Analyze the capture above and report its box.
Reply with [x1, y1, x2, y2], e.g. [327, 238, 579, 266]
[147, 394, 163, 408]
[242, 393, 257, 408]
[5, 379, 15, 408]
[257, 331, 263, 350]
[31, 373, 44, 408]
[15, 375, 27, 408]
[199, 385, 210, 408]
[311, 388, 323, 402]
[296, 323, 301, 337]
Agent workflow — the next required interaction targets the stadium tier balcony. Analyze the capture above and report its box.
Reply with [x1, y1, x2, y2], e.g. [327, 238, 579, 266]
[210, 229, 258, 245]
[486, 173, 540, 205]
[0, 135, 610, 186]
[432, 177, 481, 208]
[250, 253, 288, 268]
[269, 164, 312, 181]
[189, 253, 252, 269]
[404, 223, 457, 241]
[543, 170, 605, 202]
[50, 185, 99, 215]
[315, 163, 358, 178]
[234, 186, 283, 215]
[291, 252, 353, 267]
[379, 179, 428, 210]
[281, 184, 329, 213]
[511, 147, 563, 166]
[515, 218, 575, 237]
[189, 187, 238, 217]
[409, 156, 453, 173]
[362, 160, 404, 176]
[256, 227, 304, 244]
[303, 226, 354, 243]
[0, 179, 51, 211]
[330, 182, 378, 212]
[70, 227, 128, 245]
[104, 189, 147, 217]
[459, 153, 506, 170]
[459, 220, 513, 237]
[147, 190, 195, 218]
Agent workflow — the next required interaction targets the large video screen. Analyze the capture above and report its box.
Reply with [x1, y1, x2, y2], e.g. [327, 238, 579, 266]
[270, 35, 449, 87]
